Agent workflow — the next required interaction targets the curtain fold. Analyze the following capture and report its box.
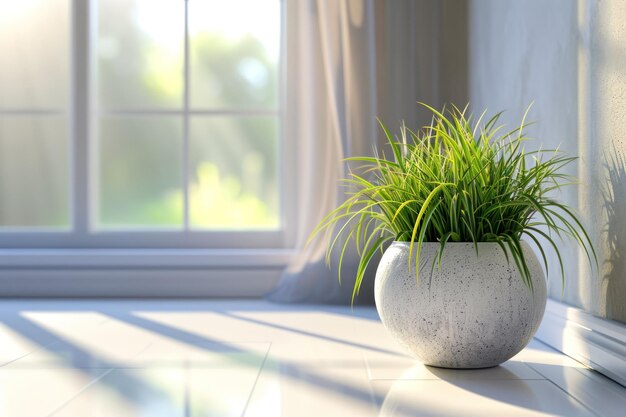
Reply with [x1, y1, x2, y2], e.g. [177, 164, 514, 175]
[268, 0, 438, 304]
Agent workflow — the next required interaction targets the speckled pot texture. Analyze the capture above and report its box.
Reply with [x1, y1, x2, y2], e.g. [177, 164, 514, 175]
[374, 241, 547, 369]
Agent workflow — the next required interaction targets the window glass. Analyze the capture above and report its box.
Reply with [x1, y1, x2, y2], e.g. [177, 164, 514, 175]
[0, 0, 283, 244]
[98, 117, 183, 228]
[0, 0, 70, 229]
[189, 116, 279, 229]
[189, 0, 280, 109]
[0, 0, 69, 109]
[0, 117, 69, 227]
[97, 0, 184, 109]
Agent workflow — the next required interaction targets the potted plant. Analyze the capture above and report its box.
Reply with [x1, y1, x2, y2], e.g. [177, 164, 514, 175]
[310, 104, 595, 368]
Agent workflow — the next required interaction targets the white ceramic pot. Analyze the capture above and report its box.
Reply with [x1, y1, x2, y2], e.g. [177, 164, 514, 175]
[374, 241, 547, 368]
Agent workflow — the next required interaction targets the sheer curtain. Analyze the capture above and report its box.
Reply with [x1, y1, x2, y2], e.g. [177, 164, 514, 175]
[268, 0, 439, 304]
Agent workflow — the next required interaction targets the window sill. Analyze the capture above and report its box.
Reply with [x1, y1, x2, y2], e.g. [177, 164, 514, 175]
[0, 249, 295, 297]
[0, 248, 294, 268]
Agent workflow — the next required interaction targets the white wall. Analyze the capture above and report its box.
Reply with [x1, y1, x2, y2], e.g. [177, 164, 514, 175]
[583, 0, 626, 322]
[469, 0, 626, 323]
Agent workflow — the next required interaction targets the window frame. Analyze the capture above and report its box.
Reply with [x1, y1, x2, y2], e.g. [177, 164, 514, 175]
[0, 0, 294, 250]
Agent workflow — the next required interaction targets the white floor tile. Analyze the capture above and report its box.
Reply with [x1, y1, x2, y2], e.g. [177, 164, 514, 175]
[0, 299, 623, 417]
[512, 339, 589, 368]
[0, 324, 48, 366]
[528, 363, 626, 417]
[133, 340, 270, 368]
[0, 367, 109, 417]
[246, 362, 379, 417]
[7, 316, 167, 368]
[370, 379, 594, 417]
[365, 352, 545, 380]
[54, 365, 264, 417]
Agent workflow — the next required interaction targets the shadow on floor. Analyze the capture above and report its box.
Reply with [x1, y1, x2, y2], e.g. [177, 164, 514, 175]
[0, 302, 423, 415]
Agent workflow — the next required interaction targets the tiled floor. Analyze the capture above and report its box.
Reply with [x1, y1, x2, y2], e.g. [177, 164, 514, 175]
[0, 300, 624, 416]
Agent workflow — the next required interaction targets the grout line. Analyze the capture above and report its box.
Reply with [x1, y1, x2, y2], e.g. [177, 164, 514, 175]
[0, 336, 84, 369]
[525, 362, 603, 417]
[46, 368, 114, 417]
[184, 359, 191, 417]
[1, 338, 155, 371]
[572, 365, 626, 390]
[240, 342, 272, 417]
[531, 338, 592, 369]
[361, 351, 383, 408]
[362, 350, 374, 380]
[0, 346, 53, 369]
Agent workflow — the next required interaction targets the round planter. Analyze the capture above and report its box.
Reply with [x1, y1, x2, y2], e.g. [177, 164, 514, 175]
[374, 241, 547, 368]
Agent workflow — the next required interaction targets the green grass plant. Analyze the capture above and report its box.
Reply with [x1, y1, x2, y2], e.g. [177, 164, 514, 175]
[310, 104, 596, 303]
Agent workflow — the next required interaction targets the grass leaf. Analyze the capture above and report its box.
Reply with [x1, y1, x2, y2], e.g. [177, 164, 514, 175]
[308, 104, 596, 304]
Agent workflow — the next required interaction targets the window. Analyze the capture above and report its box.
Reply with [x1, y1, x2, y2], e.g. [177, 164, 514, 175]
[0, 0, 287, 249]
[0, 0, 71, 229]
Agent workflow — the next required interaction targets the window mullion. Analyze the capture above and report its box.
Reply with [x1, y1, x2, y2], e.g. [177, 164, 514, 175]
[71, 0, 90, 237]
[183, 0, 191, 231]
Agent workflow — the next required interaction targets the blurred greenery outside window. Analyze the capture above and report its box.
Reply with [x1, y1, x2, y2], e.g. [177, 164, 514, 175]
[0, 0, 281, 232]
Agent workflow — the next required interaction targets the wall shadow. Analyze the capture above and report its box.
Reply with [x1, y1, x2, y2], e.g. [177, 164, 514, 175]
[601, 149, 626, 322]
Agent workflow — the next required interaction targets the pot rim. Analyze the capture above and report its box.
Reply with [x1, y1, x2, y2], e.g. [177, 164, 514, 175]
[391, 240, 531, 246]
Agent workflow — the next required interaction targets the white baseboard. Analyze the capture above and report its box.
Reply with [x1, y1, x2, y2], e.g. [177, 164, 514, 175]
[536, 299, 626, 387]
[0, 249, 292, 297]
[0, 268, 283, 297]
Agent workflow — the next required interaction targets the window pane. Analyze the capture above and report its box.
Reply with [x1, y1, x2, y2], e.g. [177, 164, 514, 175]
[189, 0, 280, 109]
[98, 118, 183, 228]
[189, 116, 279, 229]
[0, 117, 69, 227]
[97, 0, 184, 109]
[0, 0, 69, 109]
